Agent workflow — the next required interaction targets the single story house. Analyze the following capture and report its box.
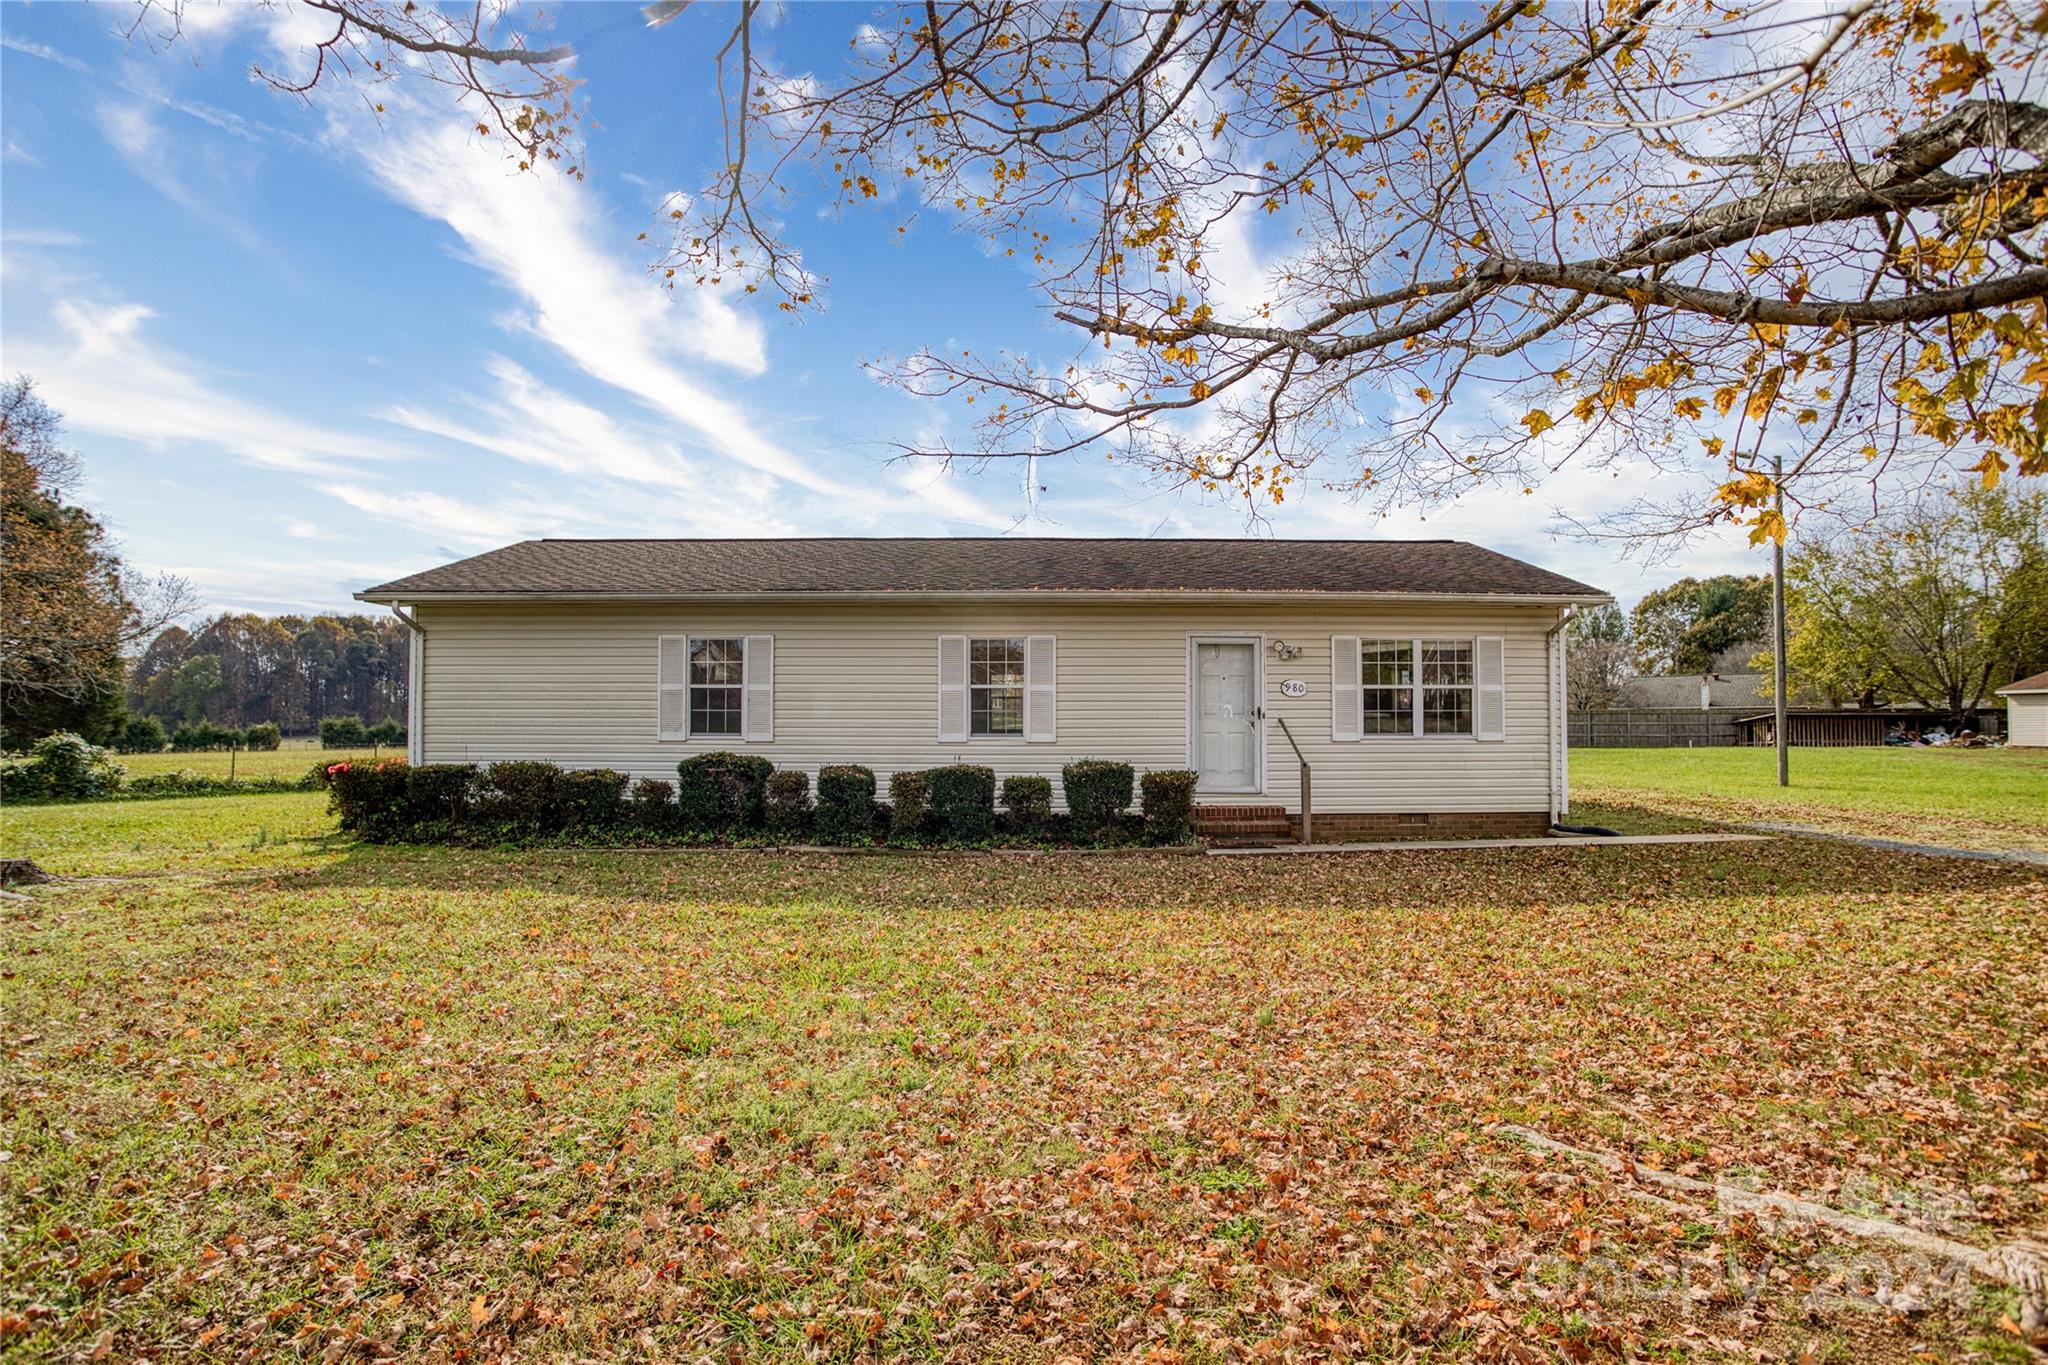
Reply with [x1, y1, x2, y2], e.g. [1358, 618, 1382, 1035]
[1616, 672, 1774, 711]
[2000, 670, 2048, 747]
[356, 538, 1610, 841]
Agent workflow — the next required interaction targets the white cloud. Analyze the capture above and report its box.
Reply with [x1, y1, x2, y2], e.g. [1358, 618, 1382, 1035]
[168, 1, 264, 41]
[349, 121, 865, 490]
[93, 101, 291, 268]
[331, 106, 1027, 531]
[383, 356, 709, 492]
[891, 460, 1026, 532]
[156, 555, 410, 617]
[319, 481, 538, 547]
[0, 33, 89, 72]
[11, 299, 415, 474]
[2, 226, 82, 250]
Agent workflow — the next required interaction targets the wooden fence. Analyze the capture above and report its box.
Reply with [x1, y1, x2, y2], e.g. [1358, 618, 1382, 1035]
[1568, 708, 1744, 748]
[1570, 707, 2004, 747]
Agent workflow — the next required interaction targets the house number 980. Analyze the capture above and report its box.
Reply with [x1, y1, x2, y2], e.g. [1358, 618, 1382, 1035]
[1278, 679, 1308, 699]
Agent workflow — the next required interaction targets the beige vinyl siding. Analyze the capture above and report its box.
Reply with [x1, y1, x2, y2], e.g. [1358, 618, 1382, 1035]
[2008, 694, 2048, 747]
[412, 600, 1565, 813]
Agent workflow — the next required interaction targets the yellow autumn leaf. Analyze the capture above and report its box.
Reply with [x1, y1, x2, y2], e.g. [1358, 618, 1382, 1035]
[1745, 368, 1783, 420]
[1520, 409, 1555, 436]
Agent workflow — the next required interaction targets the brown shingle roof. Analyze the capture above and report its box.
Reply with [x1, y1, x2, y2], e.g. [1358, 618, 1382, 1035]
[1999, 669, 2048, 695]
[358, 537, 1608, 602]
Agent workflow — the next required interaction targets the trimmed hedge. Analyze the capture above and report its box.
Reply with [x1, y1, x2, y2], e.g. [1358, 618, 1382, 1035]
[326, 759, 411, 841]
[171, 720, 244, 752]
[888, 769, 931, 841]
[1140, 769, 1199, 844]
[314, 755, 1205, 851]
[1000, 775, 1052, 836]
[765, 769, 812, 837]
[115, 715, 168, 754]
[477, 760, 561, 836]
[367, 718, 406, 747]
[928, 764, 996, 843]
[407, 764, 476, 829]
[320, 715, 370, 748]
[677, 751, 773, 832]
[628, 778, 678, 833]
[243, 721, 283, 751]
[559, 768, 629, 832]
[815, 765, 877, 845]
[1063, 759, 1134, 842]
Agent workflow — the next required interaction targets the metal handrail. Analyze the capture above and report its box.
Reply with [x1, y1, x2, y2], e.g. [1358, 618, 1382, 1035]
[1272, 715, 1312, 844]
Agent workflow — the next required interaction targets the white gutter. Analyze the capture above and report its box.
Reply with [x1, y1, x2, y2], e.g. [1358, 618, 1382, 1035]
[356, 589, 1616, 607]
[1544, 606, 1577, 824]
[386, 604, 424, 765]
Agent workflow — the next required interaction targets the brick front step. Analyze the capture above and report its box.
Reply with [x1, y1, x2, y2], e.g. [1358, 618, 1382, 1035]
[1196, 820, 1293, 838]
[1194, 804, 1293, 844]
[1195, 803, 1288, 821]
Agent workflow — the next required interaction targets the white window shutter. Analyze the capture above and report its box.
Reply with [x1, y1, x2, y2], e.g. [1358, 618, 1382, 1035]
[1024, 635, 1056, 742]
[937, 635, 968, 742]
[658, 634, 689, 740]
[1331, 635, 1361, 742]
[743, 635, 774, 742]
[1475, 635, 1506, 741]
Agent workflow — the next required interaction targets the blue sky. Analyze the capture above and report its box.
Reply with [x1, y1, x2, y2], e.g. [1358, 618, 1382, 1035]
[1, 1, 1765, 616]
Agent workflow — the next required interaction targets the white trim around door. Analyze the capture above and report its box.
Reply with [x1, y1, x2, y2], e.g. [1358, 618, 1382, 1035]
[1187, 633, 1266, 795]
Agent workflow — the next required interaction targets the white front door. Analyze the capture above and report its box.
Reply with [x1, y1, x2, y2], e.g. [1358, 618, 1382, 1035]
[1193, 640, 1260, 790]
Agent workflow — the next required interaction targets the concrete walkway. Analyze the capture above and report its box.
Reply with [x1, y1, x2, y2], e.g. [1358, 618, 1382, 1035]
[1740, 821, 2048, 868]
[1209, 832, 1770, 856]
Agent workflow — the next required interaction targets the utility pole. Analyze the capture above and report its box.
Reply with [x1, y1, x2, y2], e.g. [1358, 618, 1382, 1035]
[1772, 450, 1789, 787]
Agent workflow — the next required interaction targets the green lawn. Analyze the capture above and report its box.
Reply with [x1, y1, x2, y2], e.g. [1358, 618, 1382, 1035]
[4, 794, 2044, 1361]
[1573, 745, 2048, 852]
[117, 739, 392, 781]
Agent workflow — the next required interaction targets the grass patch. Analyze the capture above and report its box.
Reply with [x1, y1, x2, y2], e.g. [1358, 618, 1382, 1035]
[117, 740, 389, 781]
[2, 797, 2043, 1360]
[1573, 745, 2048, 851]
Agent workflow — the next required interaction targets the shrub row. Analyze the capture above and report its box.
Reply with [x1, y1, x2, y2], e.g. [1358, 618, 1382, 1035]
[0, 736, 329, 802]
[111, 716, 288, 753]
[171, 719, 285, 752]
[0, 732, 324, 803]
[320, 715, 406, 749]
[327, 756, 1202, 848]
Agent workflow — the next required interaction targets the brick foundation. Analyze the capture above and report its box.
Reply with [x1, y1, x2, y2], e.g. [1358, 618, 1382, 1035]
[1288, 811, 1552, 842]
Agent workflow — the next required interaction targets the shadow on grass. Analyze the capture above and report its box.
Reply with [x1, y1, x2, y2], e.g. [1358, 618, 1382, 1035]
[227, 807, 2048, 915]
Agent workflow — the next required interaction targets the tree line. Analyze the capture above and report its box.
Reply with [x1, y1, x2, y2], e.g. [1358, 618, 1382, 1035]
[129, 614, 408, 736]
[2, 376, 406, 749]
[1568, 483, 2048, 719]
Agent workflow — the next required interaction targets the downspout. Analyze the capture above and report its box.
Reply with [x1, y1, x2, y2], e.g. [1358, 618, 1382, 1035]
[1544, 606, 1575, 826]
[1543, 606, 1620, 837]
[389, 605, 424, 766]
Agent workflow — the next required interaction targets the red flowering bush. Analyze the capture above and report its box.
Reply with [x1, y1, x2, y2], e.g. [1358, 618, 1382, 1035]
[325, 759, 411, 841]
